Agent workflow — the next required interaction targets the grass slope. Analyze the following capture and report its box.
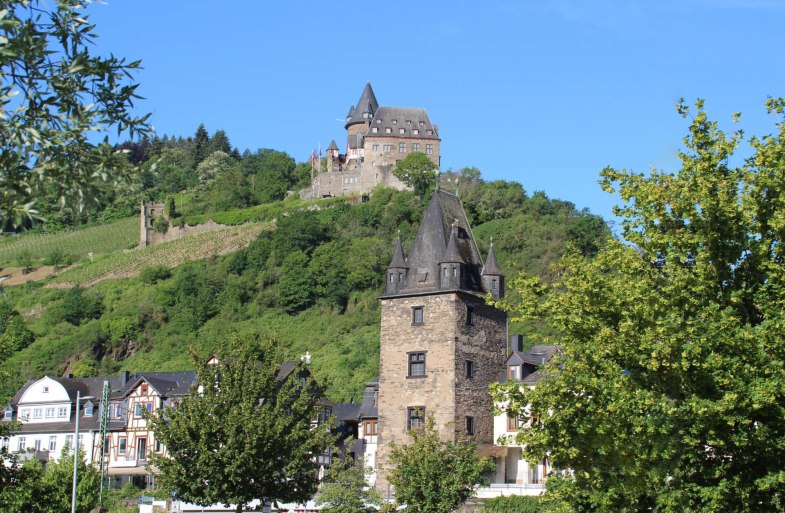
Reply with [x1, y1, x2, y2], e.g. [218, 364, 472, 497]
[49, 221, 273, 286]
[0, 217, 139, 267]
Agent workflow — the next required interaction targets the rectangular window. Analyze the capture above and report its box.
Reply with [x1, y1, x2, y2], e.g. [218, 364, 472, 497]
[466, 360, 475, 379]
[49, 436, 57, 451]
[17, 437, 26, 452]
[508, 365, 522, 381]
[426, 144, 433, 155]
[45, 407, 55, 418]
[146, 402, 153, 414]
[412, 142, 420, 151]
[112, 404, 122, 418]
[118, 438, 127, 454]
[399, 142, 406, 153]
[33, 408, 42, 419]
[372, 127, 378, 133]
[34, 439, 41, 451]
[408, 352, 426, 377]
[407, 407, 425, 430]
[78, 434, 83, 448]
[399, 128, 405, 135]
[364, 420, 378, 436]
[383, 144, 392, 153]
[466, 305, 474, 325]
[412, 306, 424, 325]
[140, 384, 149, 396]
[413, 129, 420, 136]
[156, 439, 163, 453]
[372, 144, 379, 152]
[3, 409, 12, 421]
[507, 415, 519, 432]
[57, 407, 67, 418]
[385, 127, 392, 134]
[466, 416, 475, 435]
[137, 438, 147, 460]
[65, 435, 73, 451]
[19, 409, 29, 420]
[1, 438, 8, 450]
[134, 404, 142, 417]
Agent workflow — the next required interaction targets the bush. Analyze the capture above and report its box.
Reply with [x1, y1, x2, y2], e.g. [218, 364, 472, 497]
[482, 496, 546, 513]
[140, 265, 172, 284]
[153, 216, 169, 234]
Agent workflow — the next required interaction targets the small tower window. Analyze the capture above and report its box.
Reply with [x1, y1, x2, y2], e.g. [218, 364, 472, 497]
[389, 273, 395, 283]
[412, 307, 424, 325]
[453, 266, 458, 277]
[491, 278, 497, 290]
[466, 305, 474, 326]
[408, 352, 426, 377]
[466, 360, 475, 378]
[407, 406, 425, 430]
[465, 416, 475, 435]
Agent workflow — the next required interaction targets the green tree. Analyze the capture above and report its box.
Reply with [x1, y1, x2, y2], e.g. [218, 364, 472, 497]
[196, 150, 235, 192]
[209, 129, 232, 155]
[392, 152, 438, 197]
[192, 123, 211, 168]
[0, 0, 150, 228]
[0, 448, 99, 513]
[148, 337, 336, 513]
[387, 416, 494, 513]
[316, 455, 382, 513]
[492, 99, 785, 513]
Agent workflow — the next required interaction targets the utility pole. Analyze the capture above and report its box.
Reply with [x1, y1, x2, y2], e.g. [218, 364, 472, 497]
[71, 390, 80, 513]
[98, 380, 111, 507]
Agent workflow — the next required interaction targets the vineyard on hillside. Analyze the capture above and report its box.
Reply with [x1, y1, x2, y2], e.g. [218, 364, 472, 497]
[50, 221, 273, 287]
[0, 217, 139, 267]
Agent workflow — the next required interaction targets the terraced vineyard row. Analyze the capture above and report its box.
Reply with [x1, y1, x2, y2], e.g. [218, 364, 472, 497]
[0, 217, 139, 267]
[50, 221, 272, 287]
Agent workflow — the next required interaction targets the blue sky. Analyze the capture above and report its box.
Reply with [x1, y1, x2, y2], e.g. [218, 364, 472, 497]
[87, 0, 784, 224]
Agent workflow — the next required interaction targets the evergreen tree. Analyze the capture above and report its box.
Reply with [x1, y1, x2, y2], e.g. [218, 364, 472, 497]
[209, 129, 232, 155]
[192, 123, 210, 168]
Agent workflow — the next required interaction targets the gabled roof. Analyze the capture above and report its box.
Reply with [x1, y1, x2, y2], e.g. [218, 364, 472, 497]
[345, 82, 378, 128]
[503, 345, 563, 385]
[365, 107, 439, 140]
[327, 140, 339, 151]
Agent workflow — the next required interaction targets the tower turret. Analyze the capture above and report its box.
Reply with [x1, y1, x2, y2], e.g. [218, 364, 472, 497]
[481, 239, 504, 299]
[440, 224, 466, 290]
[385, 234, 408, 295]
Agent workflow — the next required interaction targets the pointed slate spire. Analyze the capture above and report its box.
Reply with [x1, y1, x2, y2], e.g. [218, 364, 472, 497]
[482, 238, 502, 276]
[441, 225, 465, 264]
[345, 82, 379, 128]
[327, 140, 339, 151]
[389, 234, 408, 269]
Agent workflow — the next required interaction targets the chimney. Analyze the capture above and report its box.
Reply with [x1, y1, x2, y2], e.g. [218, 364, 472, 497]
[511, 334, 524, 353]
[121, 370, 130, 386]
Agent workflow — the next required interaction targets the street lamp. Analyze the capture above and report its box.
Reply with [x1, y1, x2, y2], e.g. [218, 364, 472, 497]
[72, 391, 95, 513]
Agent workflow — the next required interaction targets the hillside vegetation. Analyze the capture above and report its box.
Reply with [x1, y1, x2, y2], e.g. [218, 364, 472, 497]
[0, 126, 610, 403]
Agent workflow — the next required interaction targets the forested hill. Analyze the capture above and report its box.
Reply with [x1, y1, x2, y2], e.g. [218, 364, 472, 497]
[0, 126, 610, 403]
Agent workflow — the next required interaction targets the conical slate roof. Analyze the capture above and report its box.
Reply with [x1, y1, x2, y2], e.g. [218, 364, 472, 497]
[389, 235, 408, 269]
[482, 240, 502, 275]
[382, 189, 487, 297]
[441, 226, 465, 263]
[345, 82, 379, 128]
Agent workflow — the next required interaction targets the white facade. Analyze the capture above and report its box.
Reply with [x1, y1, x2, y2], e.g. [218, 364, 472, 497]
[3, 376, 99, 464]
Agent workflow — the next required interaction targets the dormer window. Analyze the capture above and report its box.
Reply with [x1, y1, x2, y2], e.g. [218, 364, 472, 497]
[372, 127, 378, 133]
[426, 130, 433, 135]
[3, 406, 12, 421]
[376, 119, 382, 123]
[419, 120, 425, 126]
[413, 129, 419, 135]
[508, 365, 522, 381]
[392, 119, 397, 124]
[385, 127, 392, 134]
[84, 401, 94, 416]
[399, 128, 405, 135]
[406, 120, 412, 125]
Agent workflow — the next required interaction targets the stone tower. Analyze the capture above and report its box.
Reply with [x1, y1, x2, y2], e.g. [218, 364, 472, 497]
[376, 189, 507, 495]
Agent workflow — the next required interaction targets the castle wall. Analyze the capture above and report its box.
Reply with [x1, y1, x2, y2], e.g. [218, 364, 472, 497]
[363, 136, 440, 169]
[301, 163, 409, 199]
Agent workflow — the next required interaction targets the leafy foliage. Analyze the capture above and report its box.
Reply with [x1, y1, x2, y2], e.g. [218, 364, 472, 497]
[492, 99, 785, 512]
[393, 152, 438, 197]
[387, 416, 494, 513]
[481, 495, 547, 513]
[148, 336, 336, 513]
[316, 455, 382, 513]
[0, 0, 150, 228]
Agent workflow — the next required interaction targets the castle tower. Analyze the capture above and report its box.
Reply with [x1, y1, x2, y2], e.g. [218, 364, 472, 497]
[481, 239, 505, 300]
[345, 82, 378, 167]
[376, 189, 507, 495]
[326, 139, 340, 172]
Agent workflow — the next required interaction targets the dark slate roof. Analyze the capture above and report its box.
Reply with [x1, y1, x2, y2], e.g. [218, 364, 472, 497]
[277, 361, 299, 381]
[482, 241, 502, 276]
[382, 189, 486, 297]
[327, 140, 339, 151]
[501, 345, 563, 385]
[359, 381, 378, 419]
[333, 403, 361, 422]
[441, 227, 465, 264]
[116, 371, 198, 399]
[345, 82, 378, 127]
[365, 107, 439, 140]
[388, 236, 408, 269]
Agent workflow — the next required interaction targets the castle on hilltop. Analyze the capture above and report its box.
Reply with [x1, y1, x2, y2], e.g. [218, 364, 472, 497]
[300, 83, 441, 199]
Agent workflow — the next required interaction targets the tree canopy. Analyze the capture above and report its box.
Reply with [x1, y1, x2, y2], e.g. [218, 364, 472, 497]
[387, 416, 494, 513]
[393, 152, 438, 197]
[0, 0, 150, 228]
[492, 98, 785, 512]
[316, 455, 382, 513]
[148, 336, 336, 513]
